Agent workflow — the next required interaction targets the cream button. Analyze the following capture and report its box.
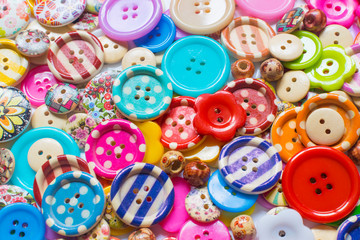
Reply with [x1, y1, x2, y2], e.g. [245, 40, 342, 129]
[122, 47, 156, 70]
[305, 108, 345, 145]
[330, 90, 352, 102]
[155, 50, 166, 66]
[319, 24, 353, 48]
[27, 138, 64, 172]
[311, 225, 337, 240]
[99, 36, 128, 64]
[31, 104, 68, 129]
[269, 33, 304, 62]
[276, 71, 310, 102]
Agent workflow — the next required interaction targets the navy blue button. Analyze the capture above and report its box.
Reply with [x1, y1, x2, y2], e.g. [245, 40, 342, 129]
[0, 203, 45, 240]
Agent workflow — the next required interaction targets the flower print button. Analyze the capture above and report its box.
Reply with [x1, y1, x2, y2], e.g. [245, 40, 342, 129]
[70, 13, 99, 32]
[0, 0, 30, 38]
[45, 83, 80, 114]
[78, 219, 110, 240]
[0, 185, 37, 210]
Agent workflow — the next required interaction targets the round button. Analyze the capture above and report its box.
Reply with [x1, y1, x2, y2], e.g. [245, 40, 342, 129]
[262, 175, 288, 207]
[122, 47, 156, 70]
[21, 65, 61, 107]
[113, 65, 173, 121]
[306, 108, 345, 146]
[42, 171, 105, 236]
[178, 220, 231, 240]
[34, 0, 86, 27]
[311, 225, 337, 240]
[282, 146, 360, 223]
[169, 0, 235, 35]
[31, 104, 68, 129]
[276, 71, 310, 102]
[0, 148, 15, 185]
[269, 33, 303, 62]
[0, 0, 30, 38]
[319, 24, 353, 48]
[219, 136, 282, 194]
[78, 219, 110, 240]
[0, 203, 45, 240]
[303, 9, 327, 33]
[337, 215, 360, 239]
[47, 31, 104, 84]
[110, 163, 175, 227]
[15, 29, 50, 57]
[45, 83, 80, 114]
[99, 0, 163, 41]
[85, 119, 146, 179]
[70, 13, 99, 32]
[162, 35, 230, 97]
[0, 185, 37, 210]
[221, 17, 275, 62]
[276, 7, 305, 33]
[99, 36, 128, 64]
[26, 20, 72, 44]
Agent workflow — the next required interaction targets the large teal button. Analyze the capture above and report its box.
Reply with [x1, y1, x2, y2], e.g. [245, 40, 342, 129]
[162, 36, 230, 98]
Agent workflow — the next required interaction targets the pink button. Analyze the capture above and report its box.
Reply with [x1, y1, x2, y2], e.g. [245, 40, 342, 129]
[178, 220, 231, 240]
[85, 119, 146, 179]
[160, 177, 191, 233]
[21, 65, 61, 107]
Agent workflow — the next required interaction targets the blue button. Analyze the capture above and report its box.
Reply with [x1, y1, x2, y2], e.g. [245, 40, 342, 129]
[337, 214, 360, 239]
[134, 14, 176, 53]
[162, 35, 230, 98]
[0, 203, 45, 240]
[208, 170, 258, 212]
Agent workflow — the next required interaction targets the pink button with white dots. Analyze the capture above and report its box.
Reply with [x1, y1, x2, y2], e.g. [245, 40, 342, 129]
[21, 65, 61, 107]
[178, 220, 231, 240]
[85, 119, 146, 179]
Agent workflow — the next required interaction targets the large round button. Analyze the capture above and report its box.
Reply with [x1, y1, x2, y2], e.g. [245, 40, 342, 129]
[69, 13, 99, 32]
[15, 29, 50, 57]
[0, 0, 30, 38]
[99, 36, 128, 65]
[28, 138, 63, 172]
[282, 146, 360, 223]
[178, 220, 231, 240]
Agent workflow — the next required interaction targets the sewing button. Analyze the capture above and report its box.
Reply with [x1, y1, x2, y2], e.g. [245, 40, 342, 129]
[178, 220, 231, 240]
[336, 215, 360, 239]
[34, 0, 86, 27]
[31, 104, 67, 129]
[169, 0, 235, 35]
[86, 0, 104, 14]
[110, 163, 175, 227]
[11, 127, 80, 196]
[99, 0, 163, 41]
[0, 203, 45, 240]
[283, 146, 360, 223]
[0, 148, 15, 185]
[208, 170, 258, 212]
[162, 35, 230, 97]
[223, 78, 277, 136]
[0, 0, 30, 38]
[230, 215, 256, 240]
[26, 20, 72, 43]
[276, 71, 310, 102]
[134, 14, 176, 53]
[0, 185, 37, 210]
[99, 36, 128, 65]
[231, 59, 255, 79]
[183, 161, 210, 187]
[276, 7, 305, 33]
[42, 171, 105, 236]
[303, 9, 327, 33]
[21, 65, 60, 107]
[85, 119, 146, 180]
[15, 29, 50, 57]
[260, 58, 284, 82]
[122, 47, 156, 70]
[69, 13, 99, 32]
[47, 31, 104, 84]
[311, 225, 337, 240]
[342, 44, 360, 96]
[45, 83, 80, 114]
[269, 33, 303, 62]
[219, 136, 282, 194]
[221, 17, 276, 62]
[78, 219, 110, 240]
[113, 65, 173, 121]
[319, 24, 353, 48]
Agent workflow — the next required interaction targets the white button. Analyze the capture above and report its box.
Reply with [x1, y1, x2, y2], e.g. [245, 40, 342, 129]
[99, 36, 128, 64]
[122, 47, 156, 70]
[269, 33, 304, 62]
[319, 24, 353, 48]
[305, 108, 345, 145]
[311, 225, 337, 240]
[276, 71, 310, 102]
[31, 104, 68, 129]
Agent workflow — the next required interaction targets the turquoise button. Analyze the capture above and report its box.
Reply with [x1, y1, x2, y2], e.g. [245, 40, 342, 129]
[162, 36, 230, 98]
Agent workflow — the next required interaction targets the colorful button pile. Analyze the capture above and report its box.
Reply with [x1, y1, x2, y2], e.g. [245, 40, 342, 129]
[3, 0, 360, 239]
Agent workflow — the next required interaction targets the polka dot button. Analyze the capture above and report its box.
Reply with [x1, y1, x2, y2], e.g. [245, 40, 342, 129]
[45, 83, 80, 114]
[178, 220, 231, 240]
[99, 36, 128, 64]
[122, 47, 156, 70]
[276, 71, 310, 103]
[31, 104, 68, 129]
[319, 24, 353, 48]
[337, 215, 360, 239]
[42, 171, 105, 236]
[269, 33, 303, 62]
[85, 119, 146, 179]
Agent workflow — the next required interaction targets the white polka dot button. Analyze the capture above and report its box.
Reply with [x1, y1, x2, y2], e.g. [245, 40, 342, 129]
[121, 47, 156, 70]
[276, 71, 310, 102]
[305, 108, 345, 145]
[319, 24, 353, 48]
[31, 104, 68, 129]
[269, 33, 304, 62]
[99, 36, 128, 64]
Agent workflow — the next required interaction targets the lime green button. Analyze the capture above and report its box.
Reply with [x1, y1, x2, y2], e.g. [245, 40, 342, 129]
[283, 31, 322, 70]
[305, 45, 356, 91]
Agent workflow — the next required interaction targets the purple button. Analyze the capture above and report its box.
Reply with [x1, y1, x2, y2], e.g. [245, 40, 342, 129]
[21, 65, 60, 107]
[99, 0, 163, 41]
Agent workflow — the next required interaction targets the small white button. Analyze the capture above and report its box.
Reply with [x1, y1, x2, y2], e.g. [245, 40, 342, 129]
[276, 71, 310, 102]
[31, 104, 68, 129]
[122, 47, 156, 70]
[319, 24, 353, 48]
[269, 33, 304, 62]
[99, 36, 128, 64]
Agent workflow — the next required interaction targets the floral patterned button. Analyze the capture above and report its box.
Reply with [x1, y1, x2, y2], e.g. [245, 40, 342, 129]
[45, 83, 80, 114]
[70, 12, 99, 32]
[15, 29, 50, 57]
[0, 148, 14, 184]
[0, 185, 36, 209]
[0, 0, 30, 38]
[86, 0, 105, 14]
[78, 219, 110, 240]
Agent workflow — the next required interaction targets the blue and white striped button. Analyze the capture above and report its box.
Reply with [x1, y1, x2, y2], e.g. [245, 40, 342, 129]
[110, 162, 175, 227]
[219, 136, 282, 195]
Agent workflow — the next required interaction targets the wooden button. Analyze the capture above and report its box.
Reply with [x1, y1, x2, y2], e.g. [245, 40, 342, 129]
[319, 24, 353, 48]
[31, 104, 68, 129]
[311, 225, 337, 240]
[269, 33, 304, 62]
[276, 71, 310, 102]
[122, 47, 156, 70]
[99, 36, 128, 64]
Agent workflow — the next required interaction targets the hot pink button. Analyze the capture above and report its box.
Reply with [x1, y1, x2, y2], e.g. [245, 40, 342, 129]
[160, 177, 191, 233]
[178, 220, 231, 240]
[85, 119, 146, 179]
[21, 65, 60, 107]
[306, 0, 358, 28]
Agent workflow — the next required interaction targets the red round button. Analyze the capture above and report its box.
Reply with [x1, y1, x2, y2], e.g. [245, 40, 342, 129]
[282, 146, 360, 223]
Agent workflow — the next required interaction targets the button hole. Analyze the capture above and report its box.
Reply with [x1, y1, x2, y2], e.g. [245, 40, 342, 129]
[246, 112, 250, 116]
[186, 67, 191, 71]
[114, 45, 119, 49]
[214, 108, 221, 114]
[69, 50, 74, 55]
[190, 58, 196, 62]
[287, 40, 292, 44]
[231, 191, 236, 196]
[132, 13, 138, 18]
[327, 61, 333, 66]
[252, 158, 258, 163]
[46, 155, 52, 160]
[315, 188, 322, 195]
[144, 186, 149, 191]
[242, 40, 247, 44]
[335, 6, 341, 11]
[242, 156, 248, 162]
[106, 150, 112, 156]
[19, 232, 25, 238]
[38, 150, 43, 155]
[196, 71, 201, 75]
[325, 129, 331, 134]
[79, 49, 84, 55]
[326, 184, 333, 190]
[204, 8, 211, 13]
[122, 15, 128, 20]
[78, 203, 84, 208]
[22, 223, 28, 228]
[120, 144, 125, 149]
[286, 87, 291, 92]
[334, 40, 339, 44]
[133, 188, 139, 194]
[61, 89, 66, 94]
[178, 114, 184, 119]
[156, 33, 161, 37]
[3, 58, 8, 62]
[116, 153, 121, 159]
[195, 10, 200, 14]
[144, 96, 150, 101]
[57, 98, 63, 104]
[241, 165, 247, 171]
[135, 85, 141, 90]
[241, 33, 246, 37]
[68, 207, 74, 213]
[281, 46, 286, 50]
[134, 94, 140, 100]
[110, 140, 116, 146]
[133, 5, 138, 10]
[3, 66, 8, 70]
[203, 230, 209, 236]
[78, 58, 83, 63]
[140, 57, 145, 61]
[279, 230, 286, 237]
[292, 138, 297, 142]
[200, 194, 206, 199]
[224, 186, 229, 190]
[13, 220, 19, 226]
[203, 204, 209, 209]
[65, 198, 70, 203]
[252, 167, 258, 172]
[123, 7, 128, 12]
[217, 117, 223, 122]
[136, 199, 142, 204]
[310, 177, 316, 183]
[292, 78, 296, 82]
[244, 98, 249, 103]
[194, 2, 200, 6]
[172, 122, 177, 127]
[74, 193, 80, 198]
[48, 120, 53, 125]
[146, 196, 152, 202]
[321, 173, 327, 179]
[10, 230, 15, 235]
[251, 104, 257, 109]
[185, 120, 191, 125]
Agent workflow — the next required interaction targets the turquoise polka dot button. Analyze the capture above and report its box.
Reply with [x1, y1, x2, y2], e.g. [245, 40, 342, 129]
[112, 65, 173, 121]
[42, 171, 105, 237]
[162, 35, 230, 98]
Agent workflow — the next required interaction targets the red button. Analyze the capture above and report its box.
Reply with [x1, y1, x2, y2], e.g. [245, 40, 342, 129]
[282, 146, 360, 223]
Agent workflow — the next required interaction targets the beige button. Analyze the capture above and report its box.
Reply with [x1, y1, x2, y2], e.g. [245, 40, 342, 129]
[31, 104, 68, 129]
[155, 50, 166, 66]
[99, 36, 128, 64]
[122, 47, 156, 70]
[305, 108, 345, 145]
[27, 138, 64, 172]
[352, 95, 360, 108]
[29, 52, 48, 65]
[276, 71, 310, 102]
[269, 33, 304, 61]
[311, 225, 337, 240]
[330, 90, 352, 101]
[319, 24, 353, 48]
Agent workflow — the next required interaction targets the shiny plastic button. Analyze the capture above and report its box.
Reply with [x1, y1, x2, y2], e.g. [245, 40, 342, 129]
[31, 104, 67, 129]
[178, 220, 231, 240]
[269, 33, 304, 62]
[319, 24, 353, 48]
[122, 47, 157, 70]
[336, 214, 360, 239]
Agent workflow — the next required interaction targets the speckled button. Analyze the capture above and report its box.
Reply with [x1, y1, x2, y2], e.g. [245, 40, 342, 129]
[276, 71, 310, 103]
[276, 7, 305, 33]
[178, 220, 231, 240]
[0, 148, 14, 185]
[78, 219, 110, 240]
[34, 0, 86, 27]
[15, 29, 50, 57]
[70, 13, 99, 32]
[0, 185, 36, 209]
[269, 33, 303, 62]
[45, 83, 80, 114]
[0, 86, 31, 143]
[42, 171, 105, 236]
[0, 0, 30, 38]
[122, 47, 156, 70]
[31, 104, 68, 129]
[319, 24, 353, 48]
[99, 36, 128, 64]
